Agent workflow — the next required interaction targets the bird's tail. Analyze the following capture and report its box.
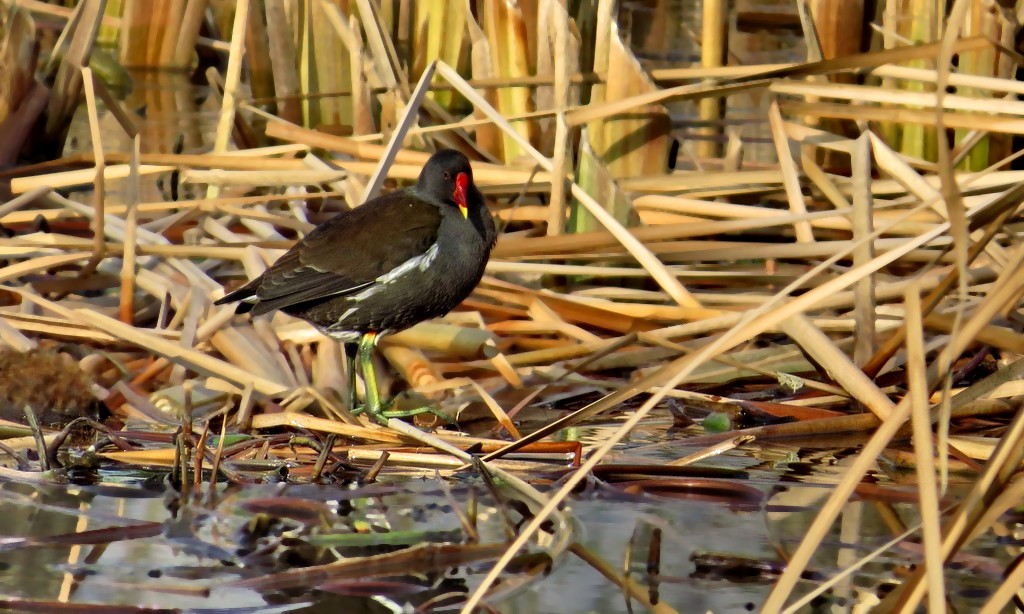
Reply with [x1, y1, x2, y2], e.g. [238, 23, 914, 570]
[214, 279, 261, 314]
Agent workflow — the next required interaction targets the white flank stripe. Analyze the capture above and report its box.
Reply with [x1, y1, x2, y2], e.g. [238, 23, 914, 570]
[418, 241, 440, 271]
[378, 243, 439, 284]
[352, 284, 383, 302]
[337, 307, 359, 323]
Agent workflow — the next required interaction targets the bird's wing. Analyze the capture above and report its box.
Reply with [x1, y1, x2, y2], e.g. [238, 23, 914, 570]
[248, 191, 441, 316]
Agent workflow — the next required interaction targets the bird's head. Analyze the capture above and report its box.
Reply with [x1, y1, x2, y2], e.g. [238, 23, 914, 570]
[418, 149, 476, 219]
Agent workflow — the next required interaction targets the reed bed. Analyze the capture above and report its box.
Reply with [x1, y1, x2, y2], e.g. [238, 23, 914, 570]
[0, 0, 1023, 611]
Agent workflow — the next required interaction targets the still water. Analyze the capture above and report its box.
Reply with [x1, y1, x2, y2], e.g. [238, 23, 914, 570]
[0, 412, 1011, 613]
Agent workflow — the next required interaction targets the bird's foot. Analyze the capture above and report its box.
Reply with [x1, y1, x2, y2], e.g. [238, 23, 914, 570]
[351, 332, 455, 427]
[353, 399, 455, 427]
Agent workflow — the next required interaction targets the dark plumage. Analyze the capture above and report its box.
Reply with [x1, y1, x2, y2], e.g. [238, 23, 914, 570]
[216, 149, 496, 343]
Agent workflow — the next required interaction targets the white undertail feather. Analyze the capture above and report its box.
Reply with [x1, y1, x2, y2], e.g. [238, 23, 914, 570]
[324, 329, 361, 342]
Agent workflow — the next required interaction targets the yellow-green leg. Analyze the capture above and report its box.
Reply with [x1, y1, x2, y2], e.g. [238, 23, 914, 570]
[353, 331, 453, 426]
[357, 332, 385, 420]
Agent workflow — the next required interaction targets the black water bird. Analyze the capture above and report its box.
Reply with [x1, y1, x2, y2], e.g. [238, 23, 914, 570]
[216, 149, 497, 424]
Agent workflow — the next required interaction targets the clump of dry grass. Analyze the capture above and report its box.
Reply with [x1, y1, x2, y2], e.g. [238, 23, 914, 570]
[0, 347, 98, 426]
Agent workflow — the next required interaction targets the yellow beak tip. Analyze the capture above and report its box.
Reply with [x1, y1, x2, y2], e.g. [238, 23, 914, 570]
[459, 205, 468, 219]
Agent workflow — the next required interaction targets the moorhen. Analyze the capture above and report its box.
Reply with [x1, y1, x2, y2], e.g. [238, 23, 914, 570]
[216, 149, 497, 424]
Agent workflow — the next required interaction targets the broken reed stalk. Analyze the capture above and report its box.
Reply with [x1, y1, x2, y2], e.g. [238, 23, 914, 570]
[850, 133, 876, 366]
[904, 284, 945, 612]
[696, 0, 727, 159]
[119, 134, 139, 324]
[205, 0, 250, 200]
[359, 61, 436, 202]
[544, 2, 573, 237]
[79, 67, 105, 277]
[768, 100, 814, 243]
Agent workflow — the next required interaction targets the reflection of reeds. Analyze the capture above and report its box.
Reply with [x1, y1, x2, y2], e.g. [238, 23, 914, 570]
[2, 2, 1024, 611]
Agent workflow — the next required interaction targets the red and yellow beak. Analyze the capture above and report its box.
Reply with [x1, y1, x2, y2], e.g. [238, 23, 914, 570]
[454, 172, 469, 219]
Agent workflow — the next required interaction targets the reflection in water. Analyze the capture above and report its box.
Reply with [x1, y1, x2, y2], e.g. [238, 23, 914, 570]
[0, 481, 272, 610]
[0, 482, 84, 600]
[0, 474, 571, 612]
[528, 414, 1013, 612]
